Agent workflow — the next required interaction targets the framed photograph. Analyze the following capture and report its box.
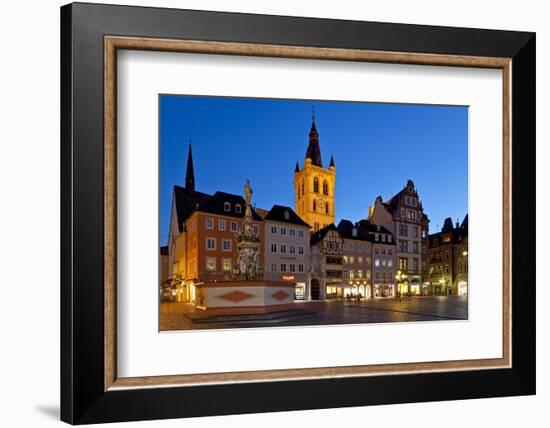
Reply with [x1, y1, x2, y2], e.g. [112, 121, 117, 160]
[61, 2, 535, 424]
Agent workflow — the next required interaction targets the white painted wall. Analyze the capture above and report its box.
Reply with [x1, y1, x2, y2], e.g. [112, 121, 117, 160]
[0, 1, 546, 428]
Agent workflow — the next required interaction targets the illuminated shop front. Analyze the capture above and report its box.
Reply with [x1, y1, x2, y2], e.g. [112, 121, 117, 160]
[458, 280, 468, 296]
[374, 283, 394, 298]
[326, 281, 371, 300]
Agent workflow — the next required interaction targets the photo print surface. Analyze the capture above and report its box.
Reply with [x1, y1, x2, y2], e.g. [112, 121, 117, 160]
[159, 95, 469, 331]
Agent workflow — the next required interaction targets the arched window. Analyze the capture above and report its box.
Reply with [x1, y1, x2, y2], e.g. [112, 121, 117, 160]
[313, 200, 316, 211]
[323, 180, 328, 195]
[313, 177, 319, 193]
[301, 179, 305, 194]
[325, 202, 329, 214]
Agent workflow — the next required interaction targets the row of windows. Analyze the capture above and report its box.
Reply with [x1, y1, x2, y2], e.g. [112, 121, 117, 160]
[342, 270, 370, 279]
[205, 237, 233, 251]
[398, 240, 419, 254]
[270, 263, 305, 273]
[343, 242, 370, 252]
[223, 202, 242, 213]
[270, 225, 305, 238]
[270, 243, 305, 255]
[398, 258, 421, 271]
[205, 257, 233, 272]
[404, 196, 418, 207]
[297, 178, 331, 199]
[399, 224, 422, 238]
[343, 255, 370, 265]
[373, 233, 392, 243]
[374, 271, 394, 281]
[205, 217, 258, 234]
[374, 258, 394, 267]
[400, 208, 421, 221]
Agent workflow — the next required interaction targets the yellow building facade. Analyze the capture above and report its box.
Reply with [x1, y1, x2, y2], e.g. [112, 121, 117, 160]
[294, 117, 336, 231]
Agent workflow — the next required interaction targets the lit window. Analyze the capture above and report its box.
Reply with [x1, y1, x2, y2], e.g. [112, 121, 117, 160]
[205, 257, 216, 271]
[222, 258, 232, 271]
[375, 259, 380, 267]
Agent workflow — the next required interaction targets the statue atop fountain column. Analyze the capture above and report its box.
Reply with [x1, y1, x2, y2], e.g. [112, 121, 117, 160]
[235, 179, 262, 280]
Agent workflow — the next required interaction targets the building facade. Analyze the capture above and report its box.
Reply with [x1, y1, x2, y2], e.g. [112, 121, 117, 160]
[310, 224, 343, 300]
[294, 115, 336, 232]
[358, 220, 397, 298]
[337, 220, 373, 299]
[427, 215, 468, 296]
[370, 179, 429, 296]
[263, 205, 311, 299]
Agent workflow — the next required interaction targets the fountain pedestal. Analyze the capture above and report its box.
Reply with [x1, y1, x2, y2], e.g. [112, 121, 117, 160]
[195, 280, 295, 315]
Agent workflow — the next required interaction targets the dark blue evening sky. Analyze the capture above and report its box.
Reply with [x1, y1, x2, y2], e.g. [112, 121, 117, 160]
[160, 95, 468, 245]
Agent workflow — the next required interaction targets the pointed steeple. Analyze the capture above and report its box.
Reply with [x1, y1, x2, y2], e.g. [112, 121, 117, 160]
[294, 161, 300, 173]
[185, 141, 195, 192]
[305, 107, 322, 167]
[329, 155, 335, 167]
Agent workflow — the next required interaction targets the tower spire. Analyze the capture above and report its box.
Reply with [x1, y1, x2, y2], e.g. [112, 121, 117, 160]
[185, 140, 195, 192]
[305, 108, 322, 167]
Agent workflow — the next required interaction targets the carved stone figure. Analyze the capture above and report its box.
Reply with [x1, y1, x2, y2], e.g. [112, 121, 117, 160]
[235, 179, 262, 280]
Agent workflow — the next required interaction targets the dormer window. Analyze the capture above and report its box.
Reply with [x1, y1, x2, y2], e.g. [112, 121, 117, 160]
[235, 204, 242, 214]
[284, 210, 290, 220]
[223, 202, 231, 212]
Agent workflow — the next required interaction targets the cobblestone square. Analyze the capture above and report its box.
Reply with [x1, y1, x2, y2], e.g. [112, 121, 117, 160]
[160, 296, 468, 331]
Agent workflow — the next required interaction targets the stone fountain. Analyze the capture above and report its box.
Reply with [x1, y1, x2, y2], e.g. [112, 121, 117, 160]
[194, 180, 295, 315]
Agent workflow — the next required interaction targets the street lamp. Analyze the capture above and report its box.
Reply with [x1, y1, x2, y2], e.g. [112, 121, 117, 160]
[395, 270, 408, 299]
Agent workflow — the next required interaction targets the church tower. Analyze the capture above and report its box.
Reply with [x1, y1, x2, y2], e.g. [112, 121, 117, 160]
[185, 142, 195, 192]
[294, 111, 335, 231]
